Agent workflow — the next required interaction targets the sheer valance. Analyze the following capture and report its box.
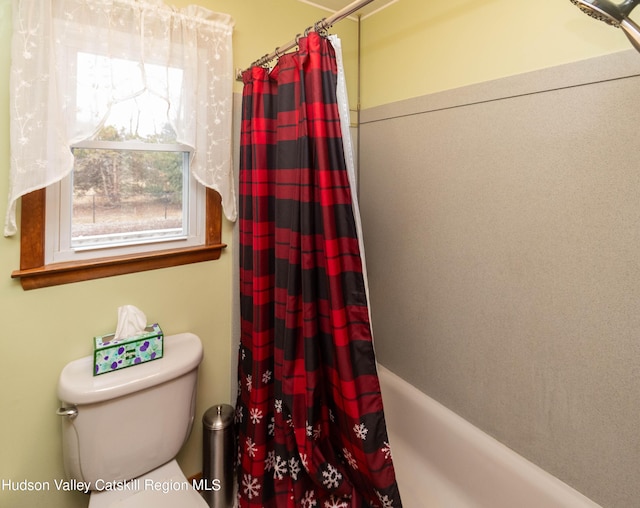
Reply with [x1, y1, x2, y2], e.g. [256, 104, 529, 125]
[6, 0, 236, 237]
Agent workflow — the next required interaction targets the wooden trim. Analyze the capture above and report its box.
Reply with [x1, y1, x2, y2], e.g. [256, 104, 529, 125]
[188, 472, 203, 483]
[187, 472, 203, 493]
[206, 187, 223, 246]
[12, 244, 226, 290]
[11, 187, 226, 290]
[19, 189, 46, 270]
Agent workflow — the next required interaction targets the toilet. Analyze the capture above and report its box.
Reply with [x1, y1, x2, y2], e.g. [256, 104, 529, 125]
[57, 332, 209, 507]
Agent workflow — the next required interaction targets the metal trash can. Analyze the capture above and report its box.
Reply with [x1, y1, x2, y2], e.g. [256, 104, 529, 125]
[202, 404, 235, 508]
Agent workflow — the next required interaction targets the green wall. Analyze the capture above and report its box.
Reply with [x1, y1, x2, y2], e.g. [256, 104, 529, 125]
[0, 2, 356, 507]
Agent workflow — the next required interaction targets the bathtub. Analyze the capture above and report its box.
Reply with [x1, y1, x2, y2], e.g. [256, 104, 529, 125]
[377, 365, 602, 508]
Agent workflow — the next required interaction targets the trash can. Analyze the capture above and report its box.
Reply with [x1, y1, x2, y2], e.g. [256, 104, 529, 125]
[202, 404, 235, 508]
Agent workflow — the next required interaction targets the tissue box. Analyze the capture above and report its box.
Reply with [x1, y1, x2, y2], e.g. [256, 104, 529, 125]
[93, 324, 163, 376]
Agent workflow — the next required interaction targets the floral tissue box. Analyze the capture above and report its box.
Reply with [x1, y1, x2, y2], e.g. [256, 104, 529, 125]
[93, 324, 163, 376]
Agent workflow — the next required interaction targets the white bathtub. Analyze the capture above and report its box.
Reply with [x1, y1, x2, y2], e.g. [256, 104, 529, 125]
[378, 366, 602, 508]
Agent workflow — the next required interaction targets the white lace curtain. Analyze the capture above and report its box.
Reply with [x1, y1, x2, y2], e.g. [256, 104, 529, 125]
[5, 0, 236, 237]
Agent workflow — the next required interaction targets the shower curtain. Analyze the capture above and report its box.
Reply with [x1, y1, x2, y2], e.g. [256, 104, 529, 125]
[236, 32, 402, 508]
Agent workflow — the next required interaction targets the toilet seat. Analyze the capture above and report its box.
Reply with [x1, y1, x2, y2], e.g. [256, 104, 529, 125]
[88, 460, 209, 508]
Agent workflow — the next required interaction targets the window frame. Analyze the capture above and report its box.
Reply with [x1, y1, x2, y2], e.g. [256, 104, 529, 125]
[50, 140, 201, 263]
[11, 186, 225, 290]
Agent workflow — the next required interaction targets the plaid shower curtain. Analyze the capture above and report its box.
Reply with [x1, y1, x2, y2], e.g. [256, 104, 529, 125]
[236, 32, 402, 508]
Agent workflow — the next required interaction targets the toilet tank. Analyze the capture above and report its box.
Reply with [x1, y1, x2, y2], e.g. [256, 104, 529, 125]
[57, 332, 203, 488]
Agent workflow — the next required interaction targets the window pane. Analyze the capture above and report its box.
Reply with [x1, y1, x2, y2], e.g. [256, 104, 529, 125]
[71, 147, 187, 250]
[76, 52, 184, 142]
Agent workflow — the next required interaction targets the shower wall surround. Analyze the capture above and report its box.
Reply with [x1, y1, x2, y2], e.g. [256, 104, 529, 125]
[359, 49, 640, 508]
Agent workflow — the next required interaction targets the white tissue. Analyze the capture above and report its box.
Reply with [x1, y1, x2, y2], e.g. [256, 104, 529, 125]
[114, 305, 147, 341]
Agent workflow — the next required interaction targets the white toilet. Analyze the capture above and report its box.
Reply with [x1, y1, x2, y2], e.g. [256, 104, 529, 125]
[57, 332, 209, 507]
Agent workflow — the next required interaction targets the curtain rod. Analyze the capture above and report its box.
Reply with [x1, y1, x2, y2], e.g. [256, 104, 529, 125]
[236, 0, 376, 80]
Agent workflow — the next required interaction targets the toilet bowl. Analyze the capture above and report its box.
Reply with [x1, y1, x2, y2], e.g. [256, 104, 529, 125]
[88, 460, 206, 508]
[57, 333, 209, 508]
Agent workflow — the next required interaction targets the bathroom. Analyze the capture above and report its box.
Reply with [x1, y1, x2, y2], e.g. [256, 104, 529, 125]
[1, 0, 639, 507]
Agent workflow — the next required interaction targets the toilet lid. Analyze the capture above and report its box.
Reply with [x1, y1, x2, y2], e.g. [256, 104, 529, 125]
[89, 460, 209, 508]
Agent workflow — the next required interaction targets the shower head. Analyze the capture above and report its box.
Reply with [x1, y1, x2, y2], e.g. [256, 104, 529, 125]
[570, 0, 637, 26]
[570, 0, 640, 52]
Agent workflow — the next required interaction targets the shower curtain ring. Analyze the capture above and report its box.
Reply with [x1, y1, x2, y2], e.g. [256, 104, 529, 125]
[315, 18, 327, 34]
[304, 25, 312, 36]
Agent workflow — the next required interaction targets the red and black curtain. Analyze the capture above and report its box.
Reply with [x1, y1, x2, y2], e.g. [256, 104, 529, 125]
[236, 32, 402, 508]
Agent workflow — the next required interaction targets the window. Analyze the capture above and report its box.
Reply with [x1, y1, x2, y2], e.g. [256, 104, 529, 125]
[46, 51, 206, 265]
[8, 1, 235, 290]
[67, 141, 193, 255]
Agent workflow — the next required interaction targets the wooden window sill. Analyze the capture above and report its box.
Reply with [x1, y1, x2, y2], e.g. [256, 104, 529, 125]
[12, 187, 226, 290]
[11, 244, 226, 290]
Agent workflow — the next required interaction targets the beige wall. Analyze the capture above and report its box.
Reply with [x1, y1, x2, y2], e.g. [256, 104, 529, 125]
[360, 0, 631, 108]
[0, 2, 356, 507]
